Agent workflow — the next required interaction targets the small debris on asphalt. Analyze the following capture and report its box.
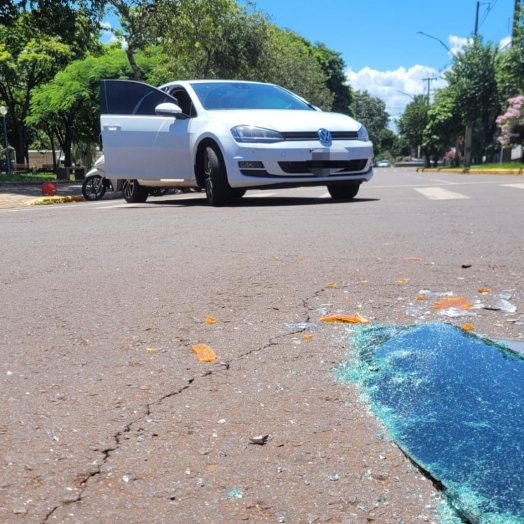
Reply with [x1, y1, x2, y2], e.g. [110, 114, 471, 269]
[226, 486, 243, 499]
[302, 334, 314, 340]
[478, 287, 491, 294]
[205, 316, 217, 324]
[192, 344, 217, 362]
[326, 282, 337, 288]
[403, 257, 421, 262]
[433, 297, 473, 310]
[495, 299, 517, 313]
[396, 278, 410, 284]
[284, 322, 317, 329]
[249, 435, 269, 445]
[461, 264, 472, 269]
[462, 324, 475, 331]
[440, 308, 476, 318]
[320, 313, 369, 324]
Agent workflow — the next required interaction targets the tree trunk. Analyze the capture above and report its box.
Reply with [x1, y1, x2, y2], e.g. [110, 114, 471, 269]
[464, 123, 473, 167]
[126, 45, 142, 81]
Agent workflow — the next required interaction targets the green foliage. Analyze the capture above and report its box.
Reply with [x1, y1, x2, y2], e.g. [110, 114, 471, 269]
[27, 46, 159, 165]
[311, 42, 353, 115]
[159, 0, 269, 80]
[423, 89, 462, 162]
[497, 6, 524, 99]
[352, 90, 390, 155]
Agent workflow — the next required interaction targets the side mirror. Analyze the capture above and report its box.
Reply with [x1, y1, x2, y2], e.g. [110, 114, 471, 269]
[155, 102, 188, 118]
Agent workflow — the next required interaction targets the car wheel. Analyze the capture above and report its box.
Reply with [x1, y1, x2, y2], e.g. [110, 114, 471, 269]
[231, 188, 246, 199]
[82, 175, 106, 201]
[327, 182, 361, 200]
[122, 179, 149, 203]
[203, 145, 232, 207]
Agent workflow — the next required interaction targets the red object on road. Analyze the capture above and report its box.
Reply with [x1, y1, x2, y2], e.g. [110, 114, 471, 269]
[41, 183, 57, 196]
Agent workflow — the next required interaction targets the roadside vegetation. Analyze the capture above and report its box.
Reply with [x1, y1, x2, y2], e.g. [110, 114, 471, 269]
[0, 0, 523, 175]
[398, 5, 524, 168]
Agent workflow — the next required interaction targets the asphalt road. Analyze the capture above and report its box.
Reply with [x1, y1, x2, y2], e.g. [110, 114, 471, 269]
[0, 168, 523, 524]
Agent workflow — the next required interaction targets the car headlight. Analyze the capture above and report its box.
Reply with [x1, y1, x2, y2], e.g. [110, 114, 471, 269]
[231, 125, 284, 143]
[357, 125, 370, 142]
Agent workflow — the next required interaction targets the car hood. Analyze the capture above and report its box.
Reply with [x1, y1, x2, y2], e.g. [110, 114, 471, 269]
[204, 109, 362, 132]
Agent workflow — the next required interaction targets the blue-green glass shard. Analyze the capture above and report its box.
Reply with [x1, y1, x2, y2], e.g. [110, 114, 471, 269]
[337, 323, 524, 524]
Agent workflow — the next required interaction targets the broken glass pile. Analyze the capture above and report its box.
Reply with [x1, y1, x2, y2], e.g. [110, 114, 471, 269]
[338, 323, 524, 523]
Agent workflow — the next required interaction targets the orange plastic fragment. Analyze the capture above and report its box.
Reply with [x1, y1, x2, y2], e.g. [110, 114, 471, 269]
[417, 295, 426, 301]
[320, 313, 369, 325]
[396, 278, 410, 284]
[354, 312, 370, 325]
[403, 257, 422, 262]
[192, 344, 217, 362]
[147, 348, 156, 353]
[478, 287, 491, 294]
[361, 280, 368, 284]
[302, 334, 314, 340]
[274, 256, 280, 261]
[300, 256, 306, 261]
[462, 324, 475, 331]
[433, 297, 473, 310]
[344, 296, 349, 301]
[205, 316, 217, 324]
[326, 282, 337, 288]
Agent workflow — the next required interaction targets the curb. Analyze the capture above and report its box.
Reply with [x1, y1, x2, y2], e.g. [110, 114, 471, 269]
[32, 195, 85, 206]
[416, 168, 524, 175]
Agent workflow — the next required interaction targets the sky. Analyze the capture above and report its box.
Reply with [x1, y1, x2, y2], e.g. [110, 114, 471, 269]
[102, 0, 517, 123]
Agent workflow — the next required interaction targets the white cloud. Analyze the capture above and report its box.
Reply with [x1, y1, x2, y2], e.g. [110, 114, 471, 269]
[499, 36, 512, 50]
[346, 64, 447, 124]
[100, 20, 112, 32]
[448, 35, 472, 56]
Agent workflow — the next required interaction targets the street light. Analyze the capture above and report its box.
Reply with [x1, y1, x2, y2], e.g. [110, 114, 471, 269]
[0, 106, 11, 176]
[397, 90, 414, 100]
[416, 31, 456, 56]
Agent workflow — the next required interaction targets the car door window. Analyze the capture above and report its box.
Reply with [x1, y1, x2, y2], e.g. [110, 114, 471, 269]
[167, 87, 197, 117]
[101, 80, 178, 115]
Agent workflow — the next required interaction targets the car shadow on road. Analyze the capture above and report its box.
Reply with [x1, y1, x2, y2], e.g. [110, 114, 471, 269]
[145, 195, 380, 208]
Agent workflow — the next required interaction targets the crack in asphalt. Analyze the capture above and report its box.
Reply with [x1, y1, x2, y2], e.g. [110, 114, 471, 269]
[41, 287, 327, 522]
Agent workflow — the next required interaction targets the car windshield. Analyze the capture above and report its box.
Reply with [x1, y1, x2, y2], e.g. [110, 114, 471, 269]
[190, 82, 313, 111]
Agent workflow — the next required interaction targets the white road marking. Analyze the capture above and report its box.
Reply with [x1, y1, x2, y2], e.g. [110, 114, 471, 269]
[501, 183, 524, 190]
[414, 187, 470, 200]
[430, 178, 459, 185]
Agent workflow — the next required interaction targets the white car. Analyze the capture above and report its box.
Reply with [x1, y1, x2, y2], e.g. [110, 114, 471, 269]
[377, 160, 390, 167]
[100, 79, 374, 206]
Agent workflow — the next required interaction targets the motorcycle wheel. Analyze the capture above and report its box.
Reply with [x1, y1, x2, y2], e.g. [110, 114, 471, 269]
[82, 175, 106, 201]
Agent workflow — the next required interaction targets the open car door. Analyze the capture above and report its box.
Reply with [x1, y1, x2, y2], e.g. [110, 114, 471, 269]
[100, 80, 192, 180]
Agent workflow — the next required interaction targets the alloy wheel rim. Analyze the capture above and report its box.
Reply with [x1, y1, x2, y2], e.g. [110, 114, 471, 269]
[123, 180, 134, 199]
[204, 153, 213, 202]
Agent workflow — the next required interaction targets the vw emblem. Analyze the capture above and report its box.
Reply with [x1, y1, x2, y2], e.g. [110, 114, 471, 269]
[318, 128, 332, 143]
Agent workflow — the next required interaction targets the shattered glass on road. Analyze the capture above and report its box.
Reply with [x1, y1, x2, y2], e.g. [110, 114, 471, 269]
[337, 323, 524, 524]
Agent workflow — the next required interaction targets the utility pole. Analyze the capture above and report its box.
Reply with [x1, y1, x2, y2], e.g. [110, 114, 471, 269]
[422, 77, 436, 103]
[474, 1, 480, 35]
[464, 3, 482, 167]
[514, 0, 522, 38]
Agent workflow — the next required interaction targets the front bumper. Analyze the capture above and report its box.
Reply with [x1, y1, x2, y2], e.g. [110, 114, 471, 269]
[220, 138, 374, 188]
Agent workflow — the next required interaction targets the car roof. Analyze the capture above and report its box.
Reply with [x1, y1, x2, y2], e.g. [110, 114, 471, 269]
[160, 79, 276, 89]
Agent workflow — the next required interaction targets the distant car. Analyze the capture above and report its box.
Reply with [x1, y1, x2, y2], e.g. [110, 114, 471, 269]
[99, 79, 374, 206]
[377, 160, 390, 167]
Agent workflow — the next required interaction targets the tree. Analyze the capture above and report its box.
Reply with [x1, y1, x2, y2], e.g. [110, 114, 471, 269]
[496, 95, 524, 153]
[397, 95, 430, 164]
[27, 46, 160, 167]
[423, 89, 462, 166]
[444, 36, 500, 165]
[158, 0, 269, 81]
[105, 0, 167, 80]
[497, 5, 524, 99]
[352, 90, 389, 155]
[256, 27, 334, 110]
[311, 42, 353, 115]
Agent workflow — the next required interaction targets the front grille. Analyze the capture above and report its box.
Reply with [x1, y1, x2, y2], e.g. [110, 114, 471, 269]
[279, 159, 368, 174]
[281, 131, 358, 141]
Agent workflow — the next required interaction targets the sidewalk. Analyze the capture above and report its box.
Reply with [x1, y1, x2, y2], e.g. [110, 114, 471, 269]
[0, 182, 121, 210]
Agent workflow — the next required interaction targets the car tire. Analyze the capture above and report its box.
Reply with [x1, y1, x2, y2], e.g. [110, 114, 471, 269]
[231, 188, 246, 199]
[203, 145, 232, 207]
[82, 175, 106, 201]
[327, 182, 361, 200]
[122, 179, 149, 203]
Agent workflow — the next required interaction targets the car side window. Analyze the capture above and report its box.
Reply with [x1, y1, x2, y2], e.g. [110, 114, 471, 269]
[101, 80, 177, 116]
[168, 87, 197, 118]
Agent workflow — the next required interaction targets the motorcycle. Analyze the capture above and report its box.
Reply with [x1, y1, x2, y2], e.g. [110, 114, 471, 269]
[82, 156, 122, 201]
[82, 155, 197, 201]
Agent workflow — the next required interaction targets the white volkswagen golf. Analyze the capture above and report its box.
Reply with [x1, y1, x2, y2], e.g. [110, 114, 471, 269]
[100, 79, 374, 206]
